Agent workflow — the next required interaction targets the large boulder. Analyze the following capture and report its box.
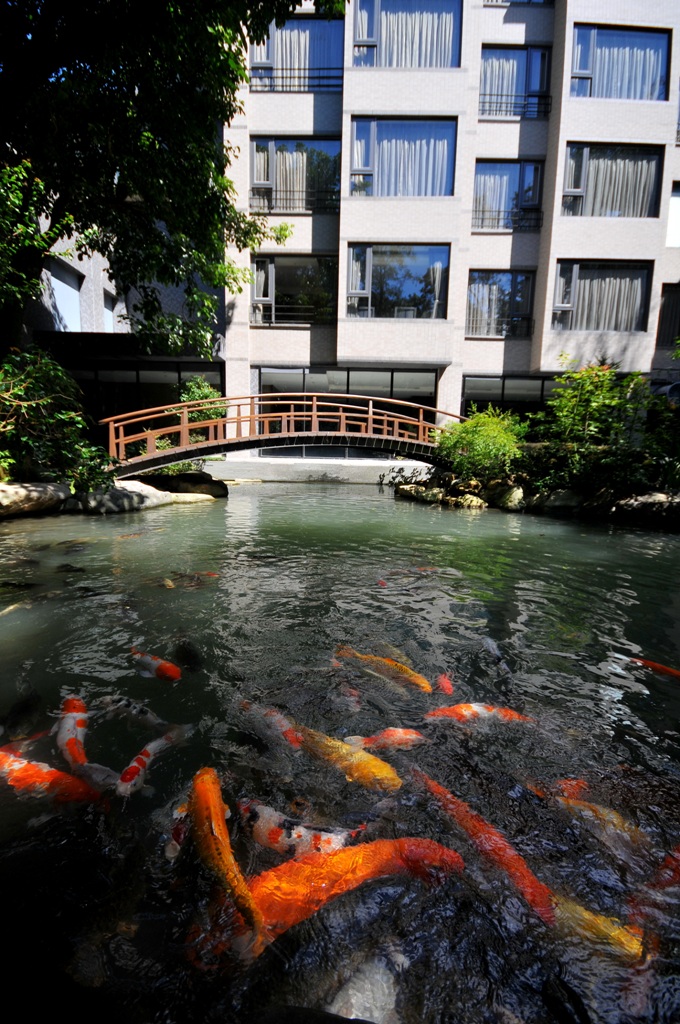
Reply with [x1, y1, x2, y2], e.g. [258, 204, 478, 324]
[0, 482, 71, 518]
[126, 470, 229, 497]
[62, 479, 215, 514]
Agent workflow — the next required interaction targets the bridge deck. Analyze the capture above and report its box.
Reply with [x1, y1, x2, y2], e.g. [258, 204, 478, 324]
[100, 393, 463, 476]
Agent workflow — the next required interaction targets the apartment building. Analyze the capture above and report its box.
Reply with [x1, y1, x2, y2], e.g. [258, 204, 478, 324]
[220, 0, 680, 425]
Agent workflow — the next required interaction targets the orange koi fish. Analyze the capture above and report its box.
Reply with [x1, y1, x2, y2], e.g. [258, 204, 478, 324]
[344, 727, 429, 752]
[0, 747, 104, 805]
[130, 646, 182, 682]
[295, 722, 403, 794]
[424, 703, 533, 724]
[334, 645, 432, 693]
[245, 837, 465, 951]
[116, 723, 193, 797]
[526, 783, 651, 852]
[436, 673, 454, 695]
[412, 768, 556, 925]
[237, 798, 366, 857]
[553, 777, 590, 799]
[188, 767, 266, 952]
[612, 653, 680, 681]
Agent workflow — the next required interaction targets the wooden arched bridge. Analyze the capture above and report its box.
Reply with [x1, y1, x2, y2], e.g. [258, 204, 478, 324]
[100, 393, 464, 478]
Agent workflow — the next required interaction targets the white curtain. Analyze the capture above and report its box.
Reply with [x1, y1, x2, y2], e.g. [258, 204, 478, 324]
[466, 277, 502, 336]
[582, 149, 659, 217]
[379, 1, 457, 68]
[348, 248, 366, 293]
[429, 261, 443, 318]
[572, 265, 647, 331]
[480, 51, 523, 115]
[592, 31, 666, 100]
[375, 123, 453, 196]
[473, 165, 516, 227]
[275, 148, 308, 210]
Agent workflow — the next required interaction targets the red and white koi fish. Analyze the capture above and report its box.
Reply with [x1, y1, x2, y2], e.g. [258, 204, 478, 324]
[612, 652, 680, 681]
[116, 723, 194, 797]
[130, 646, 182, 682]
[0, 747, 104, 805]
[436, 673, 454, 695]
[54, 696, 119, 791]
[237, 797, 366, 857]
[239, 700, 304, 749]
[344, 727, 429, 752]
[334, 645, 433, 693]
[98, 694, 169, 731]
[423, 703, 533, 724]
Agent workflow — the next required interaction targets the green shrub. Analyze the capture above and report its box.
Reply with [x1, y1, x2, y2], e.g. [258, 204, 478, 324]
[432, 406, 526, 484]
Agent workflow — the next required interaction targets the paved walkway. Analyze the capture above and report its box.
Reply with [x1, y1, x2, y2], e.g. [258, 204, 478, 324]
[208, 453, 430, 485]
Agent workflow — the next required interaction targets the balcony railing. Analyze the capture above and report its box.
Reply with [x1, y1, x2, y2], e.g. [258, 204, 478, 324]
[249, 68, 343, 92]
[472, 209, 543, 232]
[466, 315, 534, 339]
[249, 188, 340, 213]
[251, 303, 336, 326]
[479, 94, 551, 118]
[484, 0, 553, 5]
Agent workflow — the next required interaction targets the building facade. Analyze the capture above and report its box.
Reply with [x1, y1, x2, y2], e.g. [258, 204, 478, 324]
[220, 0, 680, 423]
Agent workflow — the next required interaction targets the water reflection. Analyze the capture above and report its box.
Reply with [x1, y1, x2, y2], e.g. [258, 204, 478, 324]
[0, 484, 679, 1024]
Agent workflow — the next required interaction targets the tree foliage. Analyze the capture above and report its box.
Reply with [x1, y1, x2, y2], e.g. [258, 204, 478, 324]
[0, 0, 344, 354]
[432, 406, 527, 484]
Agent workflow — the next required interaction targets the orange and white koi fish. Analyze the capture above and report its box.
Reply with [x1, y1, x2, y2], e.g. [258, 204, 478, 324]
[237, 798, 366, 857]
[130, 646, 182, 682]
[612, 652, 680, 681]
[116, 723, 193, 797]
[423, 703, 533, 724]
[239, 700, 304, 749]
[344, 727, 429, 752]
[0, 747, 104, 805]
[295, 722, 403, 794]
[412, 768, 556, 925]
[436, 673, 454, 695]
[244, 837, 464, 952]
[334, 645, 432, 693]
[55, 696, 88, 770]
[189, 767, 266, 952]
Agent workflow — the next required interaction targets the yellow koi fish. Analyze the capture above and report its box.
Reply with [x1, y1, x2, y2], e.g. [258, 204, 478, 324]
[552, 894, 645, 963]
[295, 722, 403, 794]
[188, 766, 266, 954]
[334, 645, 432, 693]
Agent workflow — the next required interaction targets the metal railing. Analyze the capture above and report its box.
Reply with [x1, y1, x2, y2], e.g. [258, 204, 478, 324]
[479, 94, 551, 118]
[249, 188, 340, 213]
[465, 316, 534, 339]
[249, 68, 343, 92]
[472, 209, 543, 231]
[250, 303, 336, 325]
[100, 392, 465, 468]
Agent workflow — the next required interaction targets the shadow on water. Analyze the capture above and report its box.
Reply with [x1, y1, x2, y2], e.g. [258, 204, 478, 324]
[0, 484, 679, 1024]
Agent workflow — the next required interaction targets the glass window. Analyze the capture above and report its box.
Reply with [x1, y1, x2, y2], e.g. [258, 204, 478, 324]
[353, 0, 461, 68]
[656, 283, 680, 349]
[473, 161, 542, 230]
[350, 119, 456, 197]
[466, 271, 534, 338]
[552, 261, 651, 331]
[251, 255, 338, 325]
[250, 17, 344, 92]
[666, 183, 680, 245]
[347, 244, 449, 319]
[251, 138, 340, 212]
[50, 262, 82, 332]
[480, 47, 551, 118]
[563, 144, 662, 217]
[571, 25, 669, 100]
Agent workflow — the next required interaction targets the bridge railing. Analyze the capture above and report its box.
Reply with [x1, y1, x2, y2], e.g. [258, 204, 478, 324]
[99, 393, 464, 464]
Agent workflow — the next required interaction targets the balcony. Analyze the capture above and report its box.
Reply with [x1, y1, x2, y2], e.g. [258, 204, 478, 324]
[249, 188, 340, 214]
[472, 209, 543, 232]
[479, 94, 551, 118]
[249, 68, 343, 92]
[251, 303, 336, 326]
[465, 316, 534, 339]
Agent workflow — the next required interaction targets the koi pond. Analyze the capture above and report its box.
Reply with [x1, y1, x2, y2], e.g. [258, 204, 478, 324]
[1, 482, 679, 1024]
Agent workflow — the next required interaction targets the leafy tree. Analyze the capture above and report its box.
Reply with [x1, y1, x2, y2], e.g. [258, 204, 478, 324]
[432, 406, 527, 484]
[0, 0, 344, 356]
[0, 348, 116, 492]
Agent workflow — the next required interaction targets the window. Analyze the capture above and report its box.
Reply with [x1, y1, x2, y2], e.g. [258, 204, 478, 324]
[50, 262, 82, 332]
[347, 244, 449, 319]
[353, 0, 461, 68]
[656, 284, 680, 349]
[571, 25, 669, 100]
[251, 255, 338, 324]
[466, 271, 534, 338]
[562, 144, 662, 218]
[480, 47, 551, 118]
[667, 183, 680, 245]
[250, 17, 344, 91]
[350, 119, 456, 197]
[473, 161, 542, 230]
[552, 262, 651, 331]
[251, 139, 340, 212]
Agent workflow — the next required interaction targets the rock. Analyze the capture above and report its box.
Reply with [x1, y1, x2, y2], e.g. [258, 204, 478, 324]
[443, 493, 487, 510]
[0, 482, 71, 518]
[611, 492, 680, 531]
[127, 470, 229, 498]
[61, 480, 215, 514]
[482, 482, 525, 511]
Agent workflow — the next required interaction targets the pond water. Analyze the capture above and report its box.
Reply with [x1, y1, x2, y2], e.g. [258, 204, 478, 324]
[0, 483, 679, 1024]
